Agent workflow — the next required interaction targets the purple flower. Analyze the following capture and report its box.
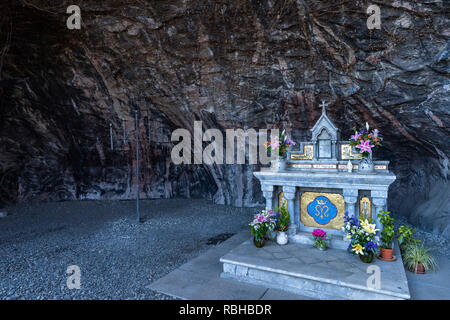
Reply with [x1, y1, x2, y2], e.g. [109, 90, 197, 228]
[372, 129, 379, 138]
[269, 138, 280, 149]
[286, 138, 296, 146]
[344, 211, 360, 227]
[365, 241, 378, 251]
[351, 131, 361, 141]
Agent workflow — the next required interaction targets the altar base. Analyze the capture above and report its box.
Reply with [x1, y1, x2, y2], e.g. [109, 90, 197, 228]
[289, 231, 349, 250]
[220, 239, 410, 300]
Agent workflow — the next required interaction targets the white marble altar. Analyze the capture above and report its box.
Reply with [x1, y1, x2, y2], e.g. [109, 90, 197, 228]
[254, 102, 396, 241]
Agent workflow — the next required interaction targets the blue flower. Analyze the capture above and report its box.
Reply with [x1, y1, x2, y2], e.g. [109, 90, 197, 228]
[365, 241, 378, 252]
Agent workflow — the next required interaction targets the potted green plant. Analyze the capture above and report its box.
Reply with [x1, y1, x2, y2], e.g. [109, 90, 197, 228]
[403, 243, 438, 274]
[274, 203, 290, 245]
[397, 225, 419, 252]
[377, 210, 395, 260]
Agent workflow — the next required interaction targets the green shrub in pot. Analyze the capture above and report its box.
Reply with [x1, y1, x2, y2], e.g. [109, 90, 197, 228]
[403, 243, 438, 273]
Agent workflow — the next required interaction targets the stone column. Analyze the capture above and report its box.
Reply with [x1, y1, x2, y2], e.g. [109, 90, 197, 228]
[343, 189, 358, 242]
[283, 186, 297, 236]
[332, 140, 337, 159]
[312, 139, 317, 160]
[372, 190, 388, 232]
[261, 184, 274, 210]
[343, 189, 358, 218]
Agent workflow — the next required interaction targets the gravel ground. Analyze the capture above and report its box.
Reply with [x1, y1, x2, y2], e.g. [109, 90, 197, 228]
[0, 199, 257, 300]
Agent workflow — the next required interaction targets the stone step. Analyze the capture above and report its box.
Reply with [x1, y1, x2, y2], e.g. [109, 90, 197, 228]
[220, 238, 410, 300]
[289, 231, 349, 250]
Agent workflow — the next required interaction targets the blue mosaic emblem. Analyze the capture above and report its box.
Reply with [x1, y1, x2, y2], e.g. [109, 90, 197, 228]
[307, 196, 337, 225]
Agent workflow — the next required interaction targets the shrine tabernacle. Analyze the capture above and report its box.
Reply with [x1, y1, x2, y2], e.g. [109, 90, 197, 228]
[254, 101, 395, 240]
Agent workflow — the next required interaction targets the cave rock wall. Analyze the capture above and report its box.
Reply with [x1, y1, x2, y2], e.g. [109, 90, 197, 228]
[0, 0, 448, 237]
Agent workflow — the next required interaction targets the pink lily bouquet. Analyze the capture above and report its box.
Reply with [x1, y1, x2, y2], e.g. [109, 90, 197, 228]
[349, 122, 383, 158]
[265, 130, 295, 158]
[249, 209, 276, 242]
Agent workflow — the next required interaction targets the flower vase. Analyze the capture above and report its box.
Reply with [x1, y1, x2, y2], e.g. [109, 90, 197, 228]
[253, 237, 265, 248]
[358, 153, 374, 172]
[359, 251, 374, 263]
[276, 231, 288, 245]
[271, 157, 287, 171]
[313, 240, 327, 251]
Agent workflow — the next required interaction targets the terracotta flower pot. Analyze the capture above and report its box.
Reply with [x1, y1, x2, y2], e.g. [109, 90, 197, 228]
[414, 263, 426, 274]
[381, 247, 393, 260]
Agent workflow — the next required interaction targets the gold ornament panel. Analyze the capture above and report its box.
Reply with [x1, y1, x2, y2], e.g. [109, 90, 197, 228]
[359, 196, 372, 220]
[338, 164, 359, 170]
[312, 164, 336, 169]
[300, 192, 345, 230]
[341, 144, 362, 160]
[290, 145, 314, 160]
[278, 192, 287, 208]
[289, 164, 313, 169]
[374, 164, 387, 170]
